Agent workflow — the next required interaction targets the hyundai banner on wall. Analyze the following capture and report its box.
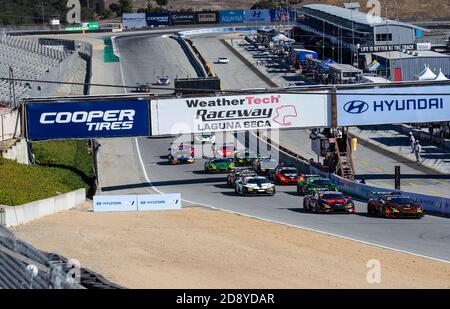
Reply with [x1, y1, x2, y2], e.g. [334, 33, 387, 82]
[146, 13, 170, 27]
[27, 100, 150, 141]
[337, 85, 450, 126]
[122, 13, 147, 29]
[219, 10, 244, 24]
[244, 10, 270, 23]
[170, 12, 195, 25]
[150, 93, 330, 135]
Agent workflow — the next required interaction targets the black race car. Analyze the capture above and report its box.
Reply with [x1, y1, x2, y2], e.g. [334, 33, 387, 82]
[303, 191, 355, 214]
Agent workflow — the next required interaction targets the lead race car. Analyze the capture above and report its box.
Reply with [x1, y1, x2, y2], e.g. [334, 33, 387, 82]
[303, 191, 355, 214]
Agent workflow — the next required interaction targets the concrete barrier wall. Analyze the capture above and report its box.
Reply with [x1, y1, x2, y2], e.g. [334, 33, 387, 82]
[2, 188, 86, 227]
[0, 108, 20, 142]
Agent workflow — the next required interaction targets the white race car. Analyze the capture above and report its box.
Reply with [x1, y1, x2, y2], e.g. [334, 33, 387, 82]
[156, 76, 170, 85]
[235, 176, 276, 196]
[195, 132, 216, 144]
[217, 57, 229, 64]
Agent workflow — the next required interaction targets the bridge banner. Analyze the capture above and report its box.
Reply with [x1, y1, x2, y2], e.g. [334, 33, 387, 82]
[337, 85, 450, 126]
[150, 92, 330, 135]
[26, 99, 150, 141]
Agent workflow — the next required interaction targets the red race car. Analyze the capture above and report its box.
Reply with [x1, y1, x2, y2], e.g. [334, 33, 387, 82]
[268, 165, 304, 185]
[367, 193, 424, 218]
[215, 143, 236, 158]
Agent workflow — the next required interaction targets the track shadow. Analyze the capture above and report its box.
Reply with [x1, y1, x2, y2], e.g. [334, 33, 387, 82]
[213, 183, 232, 189]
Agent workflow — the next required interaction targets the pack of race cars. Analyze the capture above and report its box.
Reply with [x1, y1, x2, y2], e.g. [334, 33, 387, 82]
[167, 141, 425, 218]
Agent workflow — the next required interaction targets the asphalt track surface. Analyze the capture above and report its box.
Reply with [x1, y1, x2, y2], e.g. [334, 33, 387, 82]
[115, 32, 450, 263]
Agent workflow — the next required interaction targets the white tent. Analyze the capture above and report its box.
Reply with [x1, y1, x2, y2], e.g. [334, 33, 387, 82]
[418, 65, 437, 81]
[435, 69, 448, 81]
[272, 33, 295, 43]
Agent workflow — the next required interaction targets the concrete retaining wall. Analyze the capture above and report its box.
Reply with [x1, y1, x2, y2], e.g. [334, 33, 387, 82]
[2, 138, 29, 164]
[0, 108, 20, 142]
[1, 188, 86, 227]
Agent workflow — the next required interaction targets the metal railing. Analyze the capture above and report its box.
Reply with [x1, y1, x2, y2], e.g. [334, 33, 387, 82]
[0, 224, 81, 289]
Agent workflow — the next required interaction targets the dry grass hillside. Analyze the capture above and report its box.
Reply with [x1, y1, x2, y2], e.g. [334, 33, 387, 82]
[105, 0, 449, 20]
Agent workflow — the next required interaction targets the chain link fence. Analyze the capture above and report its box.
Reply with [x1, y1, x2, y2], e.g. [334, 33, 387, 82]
[0, 224, 82, 289]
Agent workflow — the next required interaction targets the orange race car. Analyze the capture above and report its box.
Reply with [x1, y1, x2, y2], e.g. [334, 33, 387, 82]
[367, 193, 424, 218]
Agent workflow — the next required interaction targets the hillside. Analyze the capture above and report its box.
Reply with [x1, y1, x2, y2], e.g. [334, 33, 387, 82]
[105, 0, 450, 21]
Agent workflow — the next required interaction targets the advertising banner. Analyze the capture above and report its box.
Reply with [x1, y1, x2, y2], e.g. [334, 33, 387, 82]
[27, 99, 150, 141]
[93, 195, 138, 212]
[337, 85, 450, 126]
[137, 194, 182, 211]
[244, 10, 270, 23]
[219, 10, 245, 24]
[123, 13, 147, 29]
[150, 93, 330, 135]
[146, 13, 170, 27]
[195, 11, 219, 24]
[270, 8, 291, 22]
[170, 12, 195, 25]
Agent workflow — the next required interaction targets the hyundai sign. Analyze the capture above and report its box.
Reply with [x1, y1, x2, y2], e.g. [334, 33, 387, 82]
[337, 85, 450, 126]
[244, 10, 270, 23]
[150, 93, 330, 135]
[27, 99, 150, 141]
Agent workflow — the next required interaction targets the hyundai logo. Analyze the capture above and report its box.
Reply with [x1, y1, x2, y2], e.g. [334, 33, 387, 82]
[343, 100, 369, 114]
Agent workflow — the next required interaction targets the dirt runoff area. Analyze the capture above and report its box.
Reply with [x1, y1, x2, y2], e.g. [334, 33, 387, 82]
[13, 203, 450, 289]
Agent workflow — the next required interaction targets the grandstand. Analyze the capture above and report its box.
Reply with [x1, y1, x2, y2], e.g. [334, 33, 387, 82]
[0, 34, 69, 106]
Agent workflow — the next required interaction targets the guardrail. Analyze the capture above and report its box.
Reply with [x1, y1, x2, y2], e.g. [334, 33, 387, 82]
[174, 36, 207, 78]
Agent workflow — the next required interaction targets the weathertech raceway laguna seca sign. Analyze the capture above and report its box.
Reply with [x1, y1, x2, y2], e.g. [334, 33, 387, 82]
[150, 93, 330, 135]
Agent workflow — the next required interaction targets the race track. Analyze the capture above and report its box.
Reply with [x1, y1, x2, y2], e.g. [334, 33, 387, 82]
[114, 32, 450, 262]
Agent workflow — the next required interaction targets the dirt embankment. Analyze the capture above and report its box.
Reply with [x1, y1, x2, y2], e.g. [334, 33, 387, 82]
[12, 203, 450, 289]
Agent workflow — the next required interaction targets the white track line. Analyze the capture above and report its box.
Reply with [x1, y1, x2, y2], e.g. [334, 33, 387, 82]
[117, 35, 450, 265]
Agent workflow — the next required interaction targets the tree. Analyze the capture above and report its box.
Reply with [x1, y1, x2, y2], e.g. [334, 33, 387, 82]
[156, 0, 168, 6]
[251, 0, 277, 10]
[119, 0, 133, 14]
[109, 3, 121, 14]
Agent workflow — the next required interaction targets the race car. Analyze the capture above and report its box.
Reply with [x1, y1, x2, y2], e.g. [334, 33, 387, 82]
[268, 165, 304, 185]
[133, 83, 150, 93]
[156, 75, 170, 85]
[217, 57, 229, 64]
[227, 167, 257, 187]
[169, 142, 194, 155]
[214, 143, 236, 158]
[168, 149, 195, 165]
[194, 132, 216, 144]
[233, 149, 259, 166]
[303, 191, 355, 214]
[297, 177, 338, 196]
[235, 176, 276, 196]
[204, 158, 235, 173]
[252, 157, 278, 175]
[367, 193, 424, 218]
